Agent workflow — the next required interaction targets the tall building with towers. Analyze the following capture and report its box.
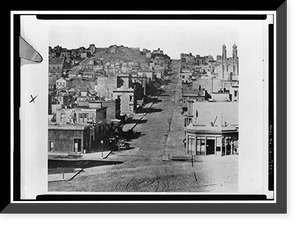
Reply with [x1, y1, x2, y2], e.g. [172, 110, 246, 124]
[218, 44, 239, 80]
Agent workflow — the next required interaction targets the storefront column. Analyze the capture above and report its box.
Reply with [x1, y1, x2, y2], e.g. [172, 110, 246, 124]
[205, 136, 207, 156]
[224, 137, 227, 156]
[220, 137, 222, 156]
[185, 133, 188, 154]
[214, 136, 217, 156]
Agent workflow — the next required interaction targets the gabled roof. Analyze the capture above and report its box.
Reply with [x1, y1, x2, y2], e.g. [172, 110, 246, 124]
[56, 77, 66, 82]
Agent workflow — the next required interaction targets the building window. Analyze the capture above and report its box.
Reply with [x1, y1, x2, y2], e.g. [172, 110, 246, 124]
[49, 141, 54, 151]
[196, 137, 206, 155]
[60, 113, 65, 123]
[195, 110, 198, 118]
[129, 95, 133, 102]
[234, 90, 238, 97]
[129, 104, 133, 112]
[79, 113, 88, 123]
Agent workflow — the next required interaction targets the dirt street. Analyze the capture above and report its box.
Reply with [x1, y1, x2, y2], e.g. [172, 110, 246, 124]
[49, 60, 238, 193]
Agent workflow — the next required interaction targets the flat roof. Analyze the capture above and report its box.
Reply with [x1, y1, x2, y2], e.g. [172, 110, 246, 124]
[48, 123, 88, 130]
[186, 124, 238, 134]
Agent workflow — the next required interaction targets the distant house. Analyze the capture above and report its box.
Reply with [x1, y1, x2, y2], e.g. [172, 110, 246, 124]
[153, 48, 163, 55]
[60, 49, 70, 58]
[94, 76, 118, 100]
[81, 52, 87, 59]
[56, 90, 74, 107]
[79, 58, 97, 71]
[146, 52, 152, 58]
[181, 72, 193, 80]
[56, 77, 67, 89]
[109, 45, 117, 54]
[230, 84, 239, 101]
[49, 75, 57, 89]
[88, 44, 96, 55]
[113, 87, 136, 117]
[68, 68, 82, 79]
[49, 57, 65, 77]
[138, 70, 154, 81]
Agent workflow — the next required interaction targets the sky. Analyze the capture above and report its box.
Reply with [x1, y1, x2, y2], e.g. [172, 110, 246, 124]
[49, 20, 239, 59]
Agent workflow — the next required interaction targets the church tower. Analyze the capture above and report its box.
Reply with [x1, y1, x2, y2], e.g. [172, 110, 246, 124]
[222, 44, 227, 60]
[221, 44, 227, 79]
[232, 44, 239, 76]
[232, 43, 238, 59]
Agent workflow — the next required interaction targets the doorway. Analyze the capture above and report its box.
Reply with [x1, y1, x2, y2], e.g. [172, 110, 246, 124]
[206, 139, 215, 155]
[74, 139, 81, 153]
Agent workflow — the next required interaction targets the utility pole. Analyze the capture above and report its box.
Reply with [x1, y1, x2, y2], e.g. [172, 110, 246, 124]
[100, 140, 104, 157]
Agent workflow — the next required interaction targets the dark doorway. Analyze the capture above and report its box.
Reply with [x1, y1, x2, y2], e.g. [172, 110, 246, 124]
[206, 139, 215, 155]
[226, 142, 231, 155]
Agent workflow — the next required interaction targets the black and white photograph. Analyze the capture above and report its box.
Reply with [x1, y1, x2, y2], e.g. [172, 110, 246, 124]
[47, 20, 242, 193]
[4, 0, 292, 220]
[11, 9, 286, 210]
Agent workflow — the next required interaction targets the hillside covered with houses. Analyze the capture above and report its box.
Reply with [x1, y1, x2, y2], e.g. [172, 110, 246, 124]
[48, 43, 172, 154]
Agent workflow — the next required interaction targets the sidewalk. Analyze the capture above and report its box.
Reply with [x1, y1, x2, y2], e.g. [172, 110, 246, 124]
[122, 100, 154, 132]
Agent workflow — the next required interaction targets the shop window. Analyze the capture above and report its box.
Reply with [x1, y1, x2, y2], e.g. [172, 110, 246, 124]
[196, 137, 206, 155]
[188, 135, 195, 155]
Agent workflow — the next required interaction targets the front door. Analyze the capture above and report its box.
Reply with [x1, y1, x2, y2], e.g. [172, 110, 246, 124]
[74, 139, 81, 153]
[196, 137, 206, 155]
[206, 139, 215, 155]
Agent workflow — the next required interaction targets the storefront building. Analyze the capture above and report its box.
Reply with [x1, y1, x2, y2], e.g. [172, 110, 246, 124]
[185, 124, 238, 156]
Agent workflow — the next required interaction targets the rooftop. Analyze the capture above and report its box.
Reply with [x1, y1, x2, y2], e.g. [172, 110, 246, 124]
[113, 87, 134, 92]
[49, 57, 64, 65]
[182, 90, 199, 97]
[186, 124, 238, 134]
[48, 123, 88, 130]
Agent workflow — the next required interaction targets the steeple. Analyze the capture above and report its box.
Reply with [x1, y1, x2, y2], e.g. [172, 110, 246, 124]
[232, 44, 238, 59]
[222, 44, 227, 60]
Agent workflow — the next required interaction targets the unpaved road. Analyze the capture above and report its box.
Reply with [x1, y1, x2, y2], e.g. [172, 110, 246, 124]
[49, 60, 238, 193]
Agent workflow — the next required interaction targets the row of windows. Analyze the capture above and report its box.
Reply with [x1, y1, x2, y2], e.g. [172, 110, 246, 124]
[59, 112, 96, 123]
[222, 64, 238, 72]
[50, 66, 62, 70]
[56, 81, 65, 86]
